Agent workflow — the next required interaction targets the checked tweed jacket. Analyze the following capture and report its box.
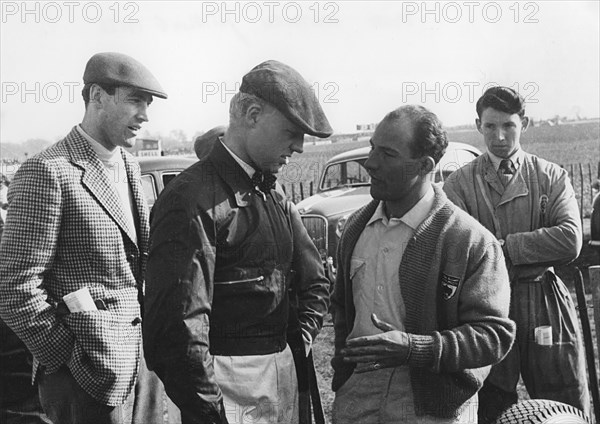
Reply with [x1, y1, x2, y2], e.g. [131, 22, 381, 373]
[0, 127, 149, 406]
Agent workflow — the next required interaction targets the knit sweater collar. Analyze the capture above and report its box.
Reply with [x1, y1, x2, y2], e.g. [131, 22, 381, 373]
[350, 184, 449, 241]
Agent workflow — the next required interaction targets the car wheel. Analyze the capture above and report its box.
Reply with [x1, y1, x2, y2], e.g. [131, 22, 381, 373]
[495, 399, 589, 423]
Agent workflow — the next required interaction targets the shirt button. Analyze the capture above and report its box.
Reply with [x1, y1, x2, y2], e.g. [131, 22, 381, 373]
[383, 248, 389, 254]
[377, 285, 383, 291]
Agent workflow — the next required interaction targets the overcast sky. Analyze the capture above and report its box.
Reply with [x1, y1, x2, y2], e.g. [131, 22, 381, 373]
[1, 0, 599, 146]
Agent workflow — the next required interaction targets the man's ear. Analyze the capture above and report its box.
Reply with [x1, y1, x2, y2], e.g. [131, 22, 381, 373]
[420, 156, 436, 174]
[475, 118, 483, 134]
[88, 84, 105, 108]
[521, 116, 530, 132]
[244, 103, 263, 127]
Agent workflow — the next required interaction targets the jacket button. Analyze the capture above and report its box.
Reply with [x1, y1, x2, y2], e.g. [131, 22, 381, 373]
[132, 317, 142, 326]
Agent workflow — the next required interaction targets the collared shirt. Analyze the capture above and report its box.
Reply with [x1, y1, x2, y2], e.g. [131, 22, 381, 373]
[348, 186, 435, 339]
[220, 140, 255, 178]
[76, 125, 136, 243]
[487, 148, 524, 173]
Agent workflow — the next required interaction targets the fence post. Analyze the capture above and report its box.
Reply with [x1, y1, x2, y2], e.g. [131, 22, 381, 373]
[299, 182, 304, 201]
[575, 267, 600, 423]
[291, 184, 296, 204]
[590, 163, 595, 205]
[569, 164, 574, 182]
[309, 181, 314, 197]
[590, 266, 600, 358]
[579, 163, 584, 223]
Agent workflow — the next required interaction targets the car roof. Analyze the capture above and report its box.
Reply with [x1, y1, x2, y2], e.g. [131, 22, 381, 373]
[326, 141, 480, 165]
[137, 155, 198, 172]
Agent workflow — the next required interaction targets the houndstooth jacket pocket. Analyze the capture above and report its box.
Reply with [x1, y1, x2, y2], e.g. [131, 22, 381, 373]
[63, 309, 141, 405]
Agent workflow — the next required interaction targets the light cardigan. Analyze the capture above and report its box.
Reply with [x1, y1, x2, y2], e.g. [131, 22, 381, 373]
[331, 185, 516, 418]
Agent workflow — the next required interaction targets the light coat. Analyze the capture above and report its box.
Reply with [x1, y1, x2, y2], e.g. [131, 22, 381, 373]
[443, 151, 582, 279]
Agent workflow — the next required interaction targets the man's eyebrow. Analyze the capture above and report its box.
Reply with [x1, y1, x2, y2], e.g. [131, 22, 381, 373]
[129, 90, 153, 103]
[381, 146, 398, 154]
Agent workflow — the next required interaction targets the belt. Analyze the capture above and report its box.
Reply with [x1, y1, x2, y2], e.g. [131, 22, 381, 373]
[516, 272, 548, 284]
[210, 333, 287, 356]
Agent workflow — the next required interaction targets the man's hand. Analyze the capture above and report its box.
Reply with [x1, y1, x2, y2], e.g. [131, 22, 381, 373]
[341, 313, 411, 372]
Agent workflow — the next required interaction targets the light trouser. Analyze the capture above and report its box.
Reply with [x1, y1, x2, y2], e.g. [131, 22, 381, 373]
[213, 345, 299, 424]
[478, 272, 590, 423]
[333, 366, 478, 424]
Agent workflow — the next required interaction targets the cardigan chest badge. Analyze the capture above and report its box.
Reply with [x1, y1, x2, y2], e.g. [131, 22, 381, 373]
[441, 273, 460, 300]
[539, 194, 548, 215]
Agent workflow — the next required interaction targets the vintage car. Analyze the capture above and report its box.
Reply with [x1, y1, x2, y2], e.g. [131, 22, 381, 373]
[138, 155, 198, 208]
[296, 142, 481, 266]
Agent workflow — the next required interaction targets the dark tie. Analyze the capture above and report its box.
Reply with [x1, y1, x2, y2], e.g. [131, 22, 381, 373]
[499, 159, 515, 175]
[251, 170, 277, 199]
[498, 159, 515, 187]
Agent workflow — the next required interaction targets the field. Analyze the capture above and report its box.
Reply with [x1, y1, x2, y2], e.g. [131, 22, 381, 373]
[280, 120, 600, 216]
[294, 120, 600, 423]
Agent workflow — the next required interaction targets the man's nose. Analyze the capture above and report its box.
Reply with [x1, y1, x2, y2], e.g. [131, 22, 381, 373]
[137, 103, 149, 122]
[291, 137, 304, 154]
[364, 153, 376, 171]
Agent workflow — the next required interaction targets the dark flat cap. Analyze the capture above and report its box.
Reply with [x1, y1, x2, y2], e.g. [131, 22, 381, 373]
[240, 60, 333, 138]
[83, 52, 167, 99]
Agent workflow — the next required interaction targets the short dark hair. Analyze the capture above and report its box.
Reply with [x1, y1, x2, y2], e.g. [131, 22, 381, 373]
[383, 105, 448, 164]
[82, 82, 117, 107]
[476, 86, 526, 118]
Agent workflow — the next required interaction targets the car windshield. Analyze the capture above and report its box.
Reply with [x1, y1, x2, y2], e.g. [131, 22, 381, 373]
[320, 159, 370, 191]
[319, 147, 478, 191]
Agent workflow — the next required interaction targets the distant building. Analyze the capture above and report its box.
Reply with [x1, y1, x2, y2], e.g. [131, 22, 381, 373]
[356, 123, 377, 131]
[127, 138, 163, 157]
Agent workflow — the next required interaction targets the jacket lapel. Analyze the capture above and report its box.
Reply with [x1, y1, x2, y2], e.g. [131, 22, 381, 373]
[498, 171, 528, 206]
[123, 151, 148, 250]
[66, 128, 138, 246]
[482, 154, 505, 196]
[209, 141, 253, 207]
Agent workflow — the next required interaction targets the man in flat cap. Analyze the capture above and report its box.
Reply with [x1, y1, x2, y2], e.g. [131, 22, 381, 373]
[144, 60, 333, 424]
[0, 52, 179, 424]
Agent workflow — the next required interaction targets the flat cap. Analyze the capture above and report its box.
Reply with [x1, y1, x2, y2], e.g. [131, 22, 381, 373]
[83, 52, 167, 99]
[240, 60, 333, 138]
